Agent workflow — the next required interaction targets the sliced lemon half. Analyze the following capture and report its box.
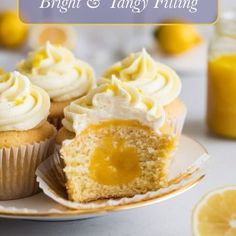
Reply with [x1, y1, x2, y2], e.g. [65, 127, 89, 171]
[193, 186, 236, 236]
[29, 25, 77, 49]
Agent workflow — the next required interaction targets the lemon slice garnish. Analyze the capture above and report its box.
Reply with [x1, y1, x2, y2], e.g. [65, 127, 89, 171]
[193, 186, 236, 236]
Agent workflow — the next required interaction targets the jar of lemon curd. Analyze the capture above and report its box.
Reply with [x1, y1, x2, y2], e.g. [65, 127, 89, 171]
[207, 11, 236, 138]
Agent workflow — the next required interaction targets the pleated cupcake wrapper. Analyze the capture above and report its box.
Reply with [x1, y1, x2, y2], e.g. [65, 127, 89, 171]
[0, 128, 57, 200]
[36, 137, 209, 210]
[170, 108, 187, 138]
[48, 116, 63, 130]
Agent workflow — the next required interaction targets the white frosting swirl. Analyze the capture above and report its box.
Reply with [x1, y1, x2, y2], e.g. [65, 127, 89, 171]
[0, 71, 50, 131]
[18, 42, 95, 102]
[102, 49, 181, 106]
[63, 77, 165, 135]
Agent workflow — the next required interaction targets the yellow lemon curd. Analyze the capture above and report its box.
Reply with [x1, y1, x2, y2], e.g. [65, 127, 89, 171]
[87, 120, 146, 186]
[207, 54, 236, 138]
[89, 135, 140, 186]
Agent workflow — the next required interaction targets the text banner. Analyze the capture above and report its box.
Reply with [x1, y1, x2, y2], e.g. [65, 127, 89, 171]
[19, 0, 218, 24]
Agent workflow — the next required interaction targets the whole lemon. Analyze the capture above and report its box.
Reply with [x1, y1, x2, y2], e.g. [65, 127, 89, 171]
[0, 11, 28, 48]
[154, 24, 202, 55]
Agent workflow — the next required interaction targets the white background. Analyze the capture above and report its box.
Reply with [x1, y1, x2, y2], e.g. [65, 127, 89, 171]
[0, 0, 236, 235]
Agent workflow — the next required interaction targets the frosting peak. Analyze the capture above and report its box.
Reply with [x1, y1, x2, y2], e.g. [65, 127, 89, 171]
[18, 42, 95, 102]
[0, 71, 50, 131]
[102, 49, 181, 106]
[117, 49, 157, 81]
[63, 77, 165, 135]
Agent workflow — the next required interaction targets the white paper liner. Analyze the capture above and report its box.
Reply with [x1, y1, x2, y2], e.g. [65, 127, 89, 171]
[0, 128, 57, 200]
[170, 106, 187, 138]
[36, 136, 209, 210]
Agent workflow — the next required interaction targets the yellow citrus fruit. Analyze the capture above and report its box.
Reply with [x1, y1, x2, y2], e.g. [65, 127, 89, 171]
[192, 186, 236, 236]
[0, 11, 28, 48]
[0, 67, 3, 74]
[29, 26, 77, 49]
[155, 25, 202, 55]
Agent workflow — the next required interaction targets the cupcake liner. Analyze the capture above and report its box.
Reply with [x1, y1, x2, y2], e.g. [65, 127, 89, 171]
[37, 157, 205, 210]
[0, 128, 56, 200]
[169, 106, 187, 138]
[36, 136, 209, 210]
[48, 116, 63, 130]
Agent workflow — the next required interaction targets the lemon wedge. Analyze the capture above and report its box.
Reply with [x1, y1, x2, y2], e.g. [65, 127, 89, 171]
[193, 186, 236, 236]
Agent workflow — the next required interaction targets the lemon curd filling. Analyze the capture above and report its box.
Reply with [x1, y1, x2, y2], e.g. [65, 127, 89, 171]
[89, 135, 140, 186]
[86, 120, 146, 186]
[207, 54, 236, 138]
[82, 120, 151, 135]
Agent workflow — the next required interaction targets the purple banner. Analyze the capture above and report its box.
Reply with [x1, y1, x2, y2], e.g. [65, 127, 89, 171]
[19, 0, 218, 24]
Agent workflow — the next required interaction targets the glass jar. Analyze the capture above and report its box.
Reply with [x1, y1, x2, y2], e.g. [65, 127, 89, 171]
[207, 10, 236, 138]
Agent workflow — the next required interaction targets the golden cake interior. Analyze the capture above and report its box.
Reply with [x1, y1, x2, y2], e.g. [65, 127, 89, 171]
[61, 120, 176, 203]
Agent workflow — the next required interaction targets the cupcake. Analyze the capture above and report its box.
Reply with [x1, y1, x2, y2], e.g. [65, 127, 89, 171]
[102, 49, 186, 137]
[18, 42, 95, 129]
[57, 77, 176, 202]
[0, 71, 56, 200]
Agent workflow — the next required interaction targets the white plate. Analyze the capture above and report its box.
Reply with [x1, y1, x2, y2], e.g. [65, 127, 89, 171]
[0, 135, 209, 221]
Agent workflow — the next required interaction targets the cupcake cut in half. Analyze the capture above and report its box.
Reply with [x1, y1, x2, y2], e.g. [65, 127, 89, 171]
[60, 77, 176, 203]
[18, 42, 95, 128]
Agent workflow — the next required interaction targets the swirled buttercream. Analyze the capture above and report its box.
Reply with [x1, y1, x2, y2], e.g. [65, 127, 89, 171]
[0, 71, 50, 131]
[62, 76, 165, 135]
[102, 49, 181, 106]
[18, 42, 95, 102]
